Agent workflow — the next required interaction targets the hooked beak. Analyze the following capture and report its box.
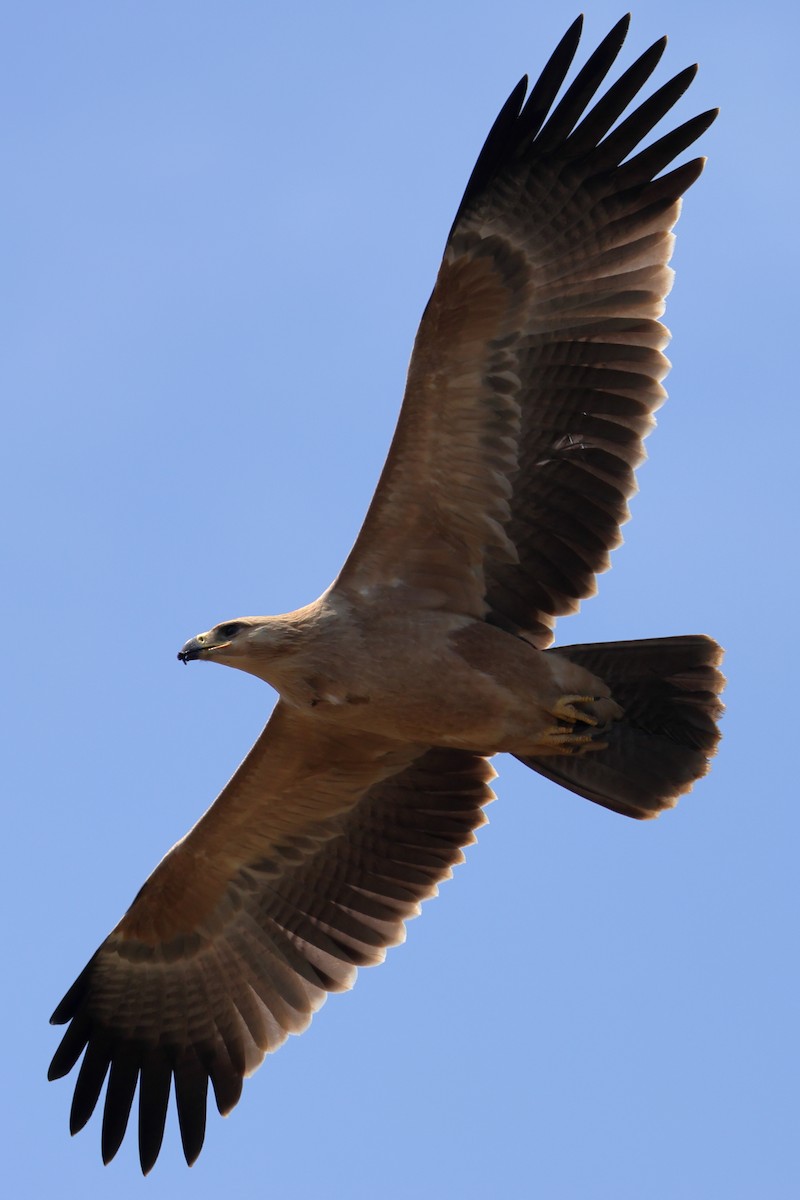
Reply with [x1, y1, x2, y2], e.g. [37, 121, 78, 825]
[177, 632, 235, 664]
[177, 636, 207, 664]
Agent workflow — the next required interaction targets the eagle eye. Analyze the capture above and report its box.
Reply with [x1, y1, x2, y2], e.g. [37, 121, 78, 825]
[218, 622, 244, 640]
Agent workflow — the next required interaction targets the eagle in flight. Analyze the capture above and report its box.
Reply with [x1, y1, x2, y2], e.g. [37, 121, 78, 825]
[50, 15, 724, 1173]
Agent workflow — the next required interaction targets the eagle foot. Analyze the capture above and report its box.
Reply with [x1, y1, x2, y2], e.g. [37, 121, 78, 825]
[535, 694, 608, 756]
[549, 694, 599, 727]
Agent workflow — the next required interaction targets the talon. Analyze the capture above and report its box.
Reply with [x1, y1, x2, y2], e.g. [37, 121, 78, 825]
[544, 728, 595, 746]
[550, 694, 599, 727]
[577, 738, 607, 756]
[538, 728, 608, 757]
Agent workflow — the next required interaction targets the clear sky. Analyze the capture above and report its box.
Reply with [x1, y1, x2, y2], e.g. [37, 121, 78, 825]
[3, 1, 797, 1196]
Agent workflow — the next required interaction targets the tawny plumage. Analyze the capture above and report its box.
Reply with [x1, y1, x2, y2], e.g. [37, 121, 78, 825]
[49, 16, 724, 1173]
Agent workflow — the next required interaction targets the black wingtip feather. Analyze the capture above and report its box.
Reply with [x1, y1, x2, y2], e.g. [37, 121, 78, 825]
[48, 1010, 92, 1080]
[516, 14, 585, 143]
[592, 63, 701, 171]
[69, 1035, 112, 1135]
[175, 1051, 209, 1167]
[535, 14, 632, 151]
[566, 36, 668, 153]
[50, 957, 95, 1025]
[138, 1050, 172, 1175]
[101, 1050, 140, 1164]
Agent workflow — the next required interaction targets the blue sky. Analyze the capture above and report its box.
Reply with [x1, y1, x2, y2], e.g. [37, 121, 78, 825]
[3, 1, 797, 1196]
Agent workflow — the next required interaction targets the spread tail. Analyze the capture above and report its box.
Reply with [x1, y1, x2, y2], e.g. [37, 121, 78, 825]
[516, 635, 725, 819]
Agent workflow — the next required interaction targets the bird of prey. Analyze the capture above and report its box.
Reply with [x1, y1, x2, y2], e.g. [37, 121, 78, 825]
[49, 15, 724, 1173]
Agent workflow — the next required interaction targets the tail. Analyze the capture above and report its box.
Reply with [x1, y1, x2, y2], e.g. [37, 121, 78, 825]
[516, 635, 725, 820]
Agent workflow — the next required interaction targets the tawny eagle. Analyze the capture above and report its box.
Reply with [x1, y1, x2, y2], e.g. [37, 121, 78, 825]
[49, 15, 724, 1173]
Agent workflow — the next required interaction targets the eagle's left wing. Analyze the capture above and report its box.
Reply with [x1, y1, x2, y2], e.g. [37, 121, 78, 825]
[336, 16, 717, 646]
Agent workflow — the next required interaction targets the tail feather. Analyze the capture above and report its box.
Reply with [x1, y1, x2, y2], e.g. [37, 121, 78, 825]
[516, 635, 724, 819]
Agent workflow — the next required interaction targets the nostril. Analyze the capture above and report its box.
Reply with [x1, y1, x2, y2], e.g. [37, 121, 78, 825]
[198, 635, 206, 644]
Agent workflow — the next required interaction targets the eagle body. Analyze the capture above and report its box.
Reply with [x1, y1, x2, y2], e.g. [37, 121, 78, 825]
[179, 596, 618, 751]
[49, 16, 724, 1174]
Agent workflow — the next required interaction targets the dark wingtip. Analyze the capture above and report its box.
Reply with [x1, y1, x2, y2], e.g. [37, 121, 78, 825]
[562, 13, 585, 57]
[177, 1071, 209, 1168]
[138, 1051, 172, 1174]
[682, 61, 700, 86]
[50, 956, 95, 1026]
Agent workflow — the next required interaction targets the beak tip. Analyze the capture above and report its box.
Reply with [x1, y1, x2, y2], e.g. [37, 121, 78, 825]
[178, 634, 209, 664]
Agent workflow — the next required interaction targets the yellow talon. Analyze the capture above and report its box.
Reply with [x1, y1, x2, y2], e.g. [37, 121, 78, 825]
[544, 728, 594, 745]
[550, 695, 599, 727]
[575, 739, 607, 757]
[537, 726, 607, 756]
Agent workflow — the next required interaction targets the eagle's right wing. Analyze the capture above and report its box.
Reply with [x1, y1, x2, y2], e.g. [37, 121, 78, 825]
[50, 702, 494, 1171]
